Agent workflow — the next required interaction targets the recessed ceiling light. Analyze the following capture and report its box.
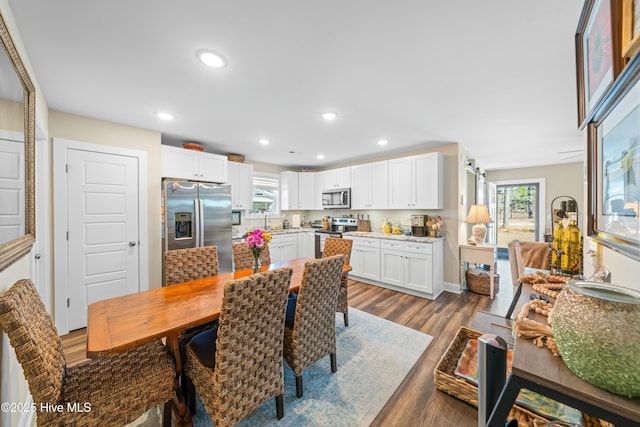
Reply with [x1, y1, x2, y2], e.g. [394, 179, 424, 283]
[377, 139, 389, 146]
[155, 112, 174, 121]
[196, 49, 227, 68]
[321, 112, 337, 121]
[258, 138, 270, 145]
[317, 154, 325, 159]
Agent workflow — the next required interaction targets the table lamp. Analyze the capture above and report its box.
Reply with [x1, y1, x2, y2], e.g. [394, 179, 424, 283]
[464, 204, 493, 245]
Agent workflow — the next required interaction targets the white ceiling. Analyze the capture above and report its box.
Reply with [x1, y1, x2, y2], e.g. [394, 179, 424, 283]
[9, 0, 586, 170]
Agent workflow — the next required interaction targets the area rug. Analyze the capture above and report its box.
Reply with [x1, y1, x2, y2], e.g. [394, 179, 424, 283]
[189, 308, 433, 427]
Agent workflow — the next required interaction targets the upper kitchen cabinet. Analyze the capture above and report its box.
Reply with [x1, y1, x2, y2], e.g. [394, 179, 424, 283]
[314, 167, 351, 209]
[228, 161, 253, 210]
[316, 166, 351, 190]
[351, 160, 389, 209]
[161, 145, 228, 183]
[280, 171, 299, 210]
[281, 171, 315, 210]
[388, 152, 443, 209]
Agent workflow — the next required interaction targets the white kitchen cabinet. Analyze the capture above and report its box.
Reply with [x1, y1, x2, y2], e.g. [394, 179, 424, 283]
[380, 240, 405, 287]
[314, 167, 351, 209]
[351, 160, 388, 209]
[403, 242, 434, 294]
[298, 172, 316, 209]
[297, 231, 315, 258]
[316, 167, 351, 190]
[343, 236, 380, 281]
[377, 238, 443, 298]
[270, 234, 298, 263]
[280, 171, 299, 210]
[161, 145, 228, 183]
[388, 152, 442, 209]
[228, 161, 253, 210]
[281, 171, 316, 210]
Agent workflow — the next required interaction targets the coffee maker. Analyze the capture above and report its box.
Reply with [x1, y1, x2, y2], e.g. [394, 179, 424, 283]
[411, 215, 428, 236]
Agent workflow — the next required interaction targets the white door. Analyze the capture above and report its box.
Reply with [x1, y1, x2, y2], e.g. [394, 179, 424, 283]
[66, 149, 140, 330]
[0, 137, 24, 244]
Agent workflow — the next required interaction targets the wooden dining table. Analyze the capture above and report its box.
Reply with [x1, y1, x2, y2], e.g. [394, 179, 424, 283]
[86, 257, 351, 426]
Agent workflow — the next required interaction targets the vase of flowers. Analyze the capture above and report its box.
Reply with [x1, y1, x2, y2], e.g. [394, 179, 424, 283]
[243, 228, 272, 273]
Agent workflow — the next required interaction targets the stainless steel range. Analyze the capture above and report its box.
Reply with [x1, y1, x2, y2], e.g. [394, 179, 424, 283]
[314, 217, 358, 258]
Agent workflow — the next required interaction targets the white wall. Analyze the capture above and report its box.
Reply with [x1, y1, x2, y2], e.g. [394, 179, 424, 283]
[0, 3, 45, 425]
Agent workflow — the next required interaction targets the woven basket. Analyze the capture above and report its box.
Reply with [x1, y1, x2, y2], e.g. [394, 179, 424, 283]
[226, 153, 245, 163]
[466, 268, 499, 295]
[434, 326, 611, 427]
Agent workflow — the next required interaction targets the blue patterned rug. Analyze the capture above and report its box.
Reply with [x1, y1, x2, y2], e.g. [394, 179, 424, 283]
[190, 308, 433, 426]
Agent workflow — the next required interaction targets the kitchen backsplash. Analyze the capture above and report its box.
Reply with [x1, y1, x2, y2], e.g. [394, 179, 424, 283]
[233, 209, 450, 239]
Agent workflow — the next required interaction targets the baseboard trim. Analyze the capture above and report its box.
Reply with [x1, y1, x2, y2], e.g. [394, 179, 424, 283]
[443, 281, 462, 294]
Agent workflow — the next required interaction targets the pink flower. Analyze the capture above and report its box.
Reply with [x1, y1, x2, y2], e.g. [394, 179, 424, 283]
[244, 229, 272, 257]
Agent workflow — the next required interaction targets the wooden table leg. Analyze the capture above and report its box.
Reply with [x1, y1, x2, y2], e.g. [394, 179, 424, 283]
[166, 334, 193, 427]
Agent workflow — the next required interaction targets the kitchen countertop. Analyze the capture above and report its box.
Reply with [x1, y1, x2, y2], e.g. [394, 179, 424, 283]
[232, 227, 318, 239]
[342, 231, 444, 243]
[268, 227, 317, 235]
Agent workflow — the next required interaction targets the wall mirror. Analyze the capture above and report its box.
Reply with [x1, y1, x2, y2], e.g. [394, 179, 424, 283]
[0, 11, 35, 272]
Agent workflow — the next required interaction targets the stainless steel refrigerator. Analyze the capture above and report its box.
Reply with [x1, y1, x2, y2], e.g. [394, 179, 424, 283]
[162, 180, 233, 278]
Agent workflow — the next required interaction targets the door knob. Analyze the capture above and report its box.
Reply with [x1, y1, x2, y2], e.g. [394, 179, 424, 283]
[129, 241, 137, 247]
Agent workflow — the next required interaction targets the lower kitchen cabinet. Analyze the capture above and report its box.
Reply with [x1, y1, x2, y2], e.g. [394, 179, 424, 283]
[348, 235, 443, 299]
[380, 241, 405, 287]
[346, 237, 381, 282]
[270, 234, 298, 263]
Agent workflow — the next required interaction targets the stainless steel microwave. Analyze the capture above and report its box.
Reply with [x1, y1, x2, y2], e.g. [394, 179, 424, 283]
[321, 188, 351, 209]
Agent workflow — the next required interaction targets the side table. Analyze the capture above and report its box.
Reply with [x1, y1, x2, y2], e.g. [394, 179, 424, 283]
[459, 243, 497, 298]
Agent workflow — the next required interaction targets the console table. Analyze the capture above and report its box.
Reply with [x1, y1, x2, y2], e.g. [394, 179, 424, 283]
[470, 311, 640, 427]
[459, 243, 497, 298]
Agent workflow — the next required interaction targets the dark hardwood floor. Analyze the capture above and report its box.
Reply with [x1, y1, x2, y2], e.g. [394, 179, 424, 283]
[61, 261, 514, 426]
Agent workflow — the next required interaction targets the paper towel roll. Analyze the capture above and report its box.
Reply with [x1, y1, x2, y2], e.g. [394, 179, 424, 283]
[292, 214, 301, 228]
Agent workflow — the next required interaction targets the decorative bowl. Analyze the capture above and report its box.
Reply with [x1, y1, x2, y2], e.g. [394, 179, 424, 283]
[552, 281, 640, 397]
[183, 142, 204, 151]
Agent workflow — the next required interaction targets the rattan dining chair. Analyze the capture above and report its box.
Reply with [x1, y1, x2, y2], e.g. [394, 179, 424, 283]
[164, 246, 220, 340]
[232, 241, 271, 271]
[0, 279, 175, 427]
[183, 267, 293, 426]
[283, 255, 345, 397]
[322, 237, 353, 326]
[164, 245, 220, 286]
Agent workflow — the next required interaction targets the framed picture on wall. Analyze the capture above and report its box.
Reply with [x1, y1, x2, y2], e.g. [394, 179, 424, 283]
[587, 54, 640, 261]
[622, 0, 640, 59]
[576, 0, 623, 128]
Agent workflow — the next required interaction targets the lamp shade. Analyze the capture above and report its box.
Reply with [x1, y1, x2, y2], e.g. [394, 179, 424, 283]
[464, 205, 493, 224]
